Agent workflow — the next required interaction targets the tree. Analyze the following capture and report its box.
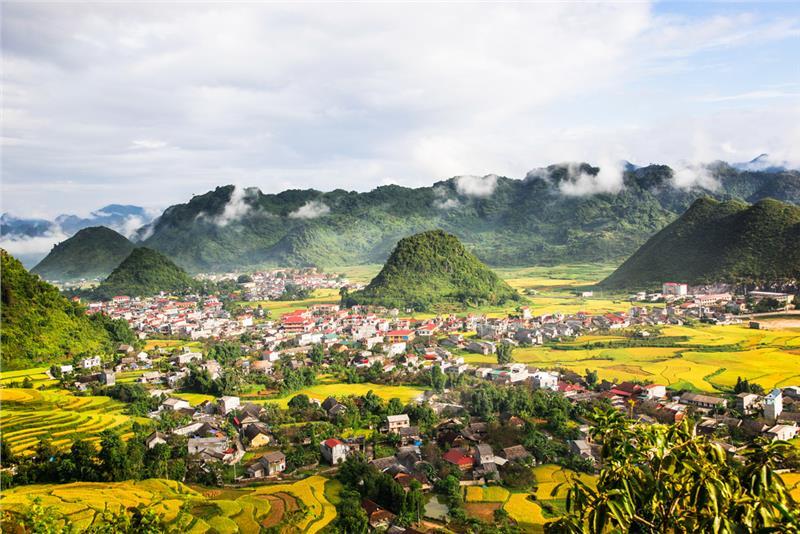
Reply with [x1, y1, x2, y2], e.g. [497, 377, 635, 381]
[497, 343, 514, 365]
[335, 489, 369, 533]
[309, 343, 325, 365]
[429, 365, 446, 392]
[400, 480, 425, 525]
[69, 440, 98, 482]
[584, 369, 598, 388]
[98, 430, 128, 481]
[547, 408, 800, 533]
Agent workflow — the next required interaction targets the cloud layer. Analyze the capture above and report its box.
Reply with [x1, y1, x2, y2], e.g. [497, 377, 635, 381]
[2, 3, 799, 215]
[288, 200, 331, 219]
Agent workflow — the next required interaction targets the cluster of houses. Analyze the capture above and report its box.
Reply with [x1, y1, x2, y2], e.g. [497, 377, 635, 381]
[237, 268, 354, 301]
[629, 282, 795, 320]
[84, 295, 253, 340]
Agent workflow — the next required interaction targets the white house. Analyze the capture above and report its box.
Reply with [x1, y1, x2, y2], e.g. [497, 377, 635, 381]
[320, 438, 349, 465]
[764, 389, 783, 421]
[218, 396, 241, 415]
[162, 397, 191, 412]
[531, 370, 559, 391]
[386, 414, 410, 433]
[81, 355, 102, 369]
[766, 424, 797, 441]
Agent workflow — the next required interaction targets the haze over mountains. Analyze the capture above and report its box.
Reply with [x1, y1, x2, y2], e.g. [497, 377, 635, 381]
[17, 160, 800, 281]
[0, 205, 157, 267]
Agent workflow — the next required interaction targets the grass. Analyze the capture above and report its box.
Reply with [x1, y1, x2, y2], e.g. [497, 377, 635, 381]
[259, 382, 426, 408]
[0, 476, 340, 533]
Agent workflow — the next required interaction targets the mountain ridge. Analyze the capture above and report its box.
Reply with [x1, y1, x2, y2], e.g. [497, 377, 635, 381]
[600, 197, 800, 289]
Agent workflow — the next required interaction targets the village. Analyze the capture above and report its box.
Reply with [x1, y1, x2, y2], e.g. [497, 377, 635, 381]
[37, 279, 799, 530]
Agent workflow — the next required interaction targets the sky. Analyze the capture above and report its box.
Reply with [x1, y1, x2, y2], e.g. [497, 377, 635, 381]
[2, 1, 799, 218]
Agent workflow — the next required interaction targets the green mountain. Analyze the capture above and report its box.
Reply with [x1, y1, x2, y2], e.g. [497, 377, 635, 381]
[600, 198, 800, 289]
[135, 163, 800, 272]
[1, 250, 111, 369]
[32, 226, 135, 281]
[91, 247, 199, 299]
[343, 230, 521, 311]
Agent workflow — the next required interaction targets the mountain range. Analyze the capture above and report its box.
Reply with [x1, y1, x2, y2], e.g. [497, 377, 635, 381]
[600, 197, 800, 289]
[25, 161, 800, 278]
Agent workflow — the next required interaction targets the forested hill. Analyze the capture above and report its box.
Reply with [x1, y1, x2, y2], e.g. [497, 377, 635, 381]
[600, 197, 800, 289]
[0, 250, 114, 369]
[136, 162, 800, 272]
[343, 230, 521, 311]
[32, 226, 135, 281]
[90, 247, 200, 299]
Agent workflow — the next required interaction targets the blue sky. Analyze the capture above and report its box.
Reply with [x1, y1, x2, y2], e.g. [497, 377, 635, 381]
[2, 1, 799, 219]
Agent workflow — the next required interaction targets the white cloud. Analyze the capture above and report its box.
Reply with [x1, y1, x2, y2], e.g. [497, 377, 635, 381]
[454, 175, 498, 198]
[558, 161, 625, 196]
[197, 185, 258, 226]
[130, 139, 167, 150]
[288, 200, 330, 219]
[1, 3, 799, 214]
[0, 225, 69, 256]
[670, 163, 719, 190]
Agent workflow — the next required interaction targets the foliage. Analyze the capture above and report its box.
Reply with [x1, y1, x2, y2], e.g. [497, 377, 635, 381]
[32, 226, 135, 281]
[89, 247, 200, 299]
[547, 408, 800, 533]
[602, 197, 800, 288]
[136, 166, 800, 272]
[344, 230, 521, 311]
[1, 250, 113, 369]
[497, 343, 514, 365]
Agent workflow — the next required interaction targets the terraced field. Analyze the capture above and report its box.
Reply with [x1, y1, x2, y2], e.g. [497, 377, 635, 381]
[0, 476, 341, 533]
[462, 324, 800, 392]
[461, 465, 595, 531]
[0, 388, 144, 456]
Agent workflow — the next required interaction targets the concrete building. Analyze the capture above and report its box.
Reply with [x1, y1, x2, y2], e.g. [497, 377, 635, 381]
[764, 389, 783, 421]
[320, 438, 349, 465]
[385, 414, 410, 433]
[662, 283, 688, 296]
[736, 392, 760, 416]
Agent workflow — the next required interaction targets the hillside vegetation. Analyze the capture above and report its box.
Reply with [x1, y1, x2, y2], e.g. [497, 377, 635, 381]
[90, 247, 199, 299]
[601, 197, 800, 288]
[0, 250, 112, 369]
[133, 163, 800, 272]
[344, 230, 521, 311]
[32, 226, 135, 281]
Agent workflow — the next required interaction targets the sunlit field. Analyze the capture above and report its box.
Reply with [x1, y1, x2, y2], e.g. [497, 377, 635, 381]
[461, 323, 800, 392]
[0, 475, 341, 534]
[259, 382, 426, 409]
[0, 389, 146, 457]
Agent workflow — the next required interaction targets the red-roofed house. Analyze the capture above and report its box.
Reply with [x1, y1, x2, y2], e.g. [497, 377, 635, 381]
[443, 448, 474, 471]
[386, 329, 415, 343]
[320, 438, 349, 465]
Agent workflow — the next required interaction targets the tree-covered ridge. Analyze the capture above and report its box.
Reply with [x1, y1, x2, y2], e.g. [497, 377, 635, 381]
[90, 247, 200, 299]
[0, 250, 111, 369]
[32, 226, 135, 281]
[600, 197, 800, 289]
[134, 163, 800, 272]
[343, 230, 521, 311]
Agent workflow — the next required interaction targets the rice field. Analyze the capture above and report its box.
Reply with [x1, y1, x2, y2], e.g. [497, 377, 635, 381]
[260, 382, 426, 409]
[462, 323, 800, 392]
[0, 476, 341, 534]
[0, 388, 144, 456]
